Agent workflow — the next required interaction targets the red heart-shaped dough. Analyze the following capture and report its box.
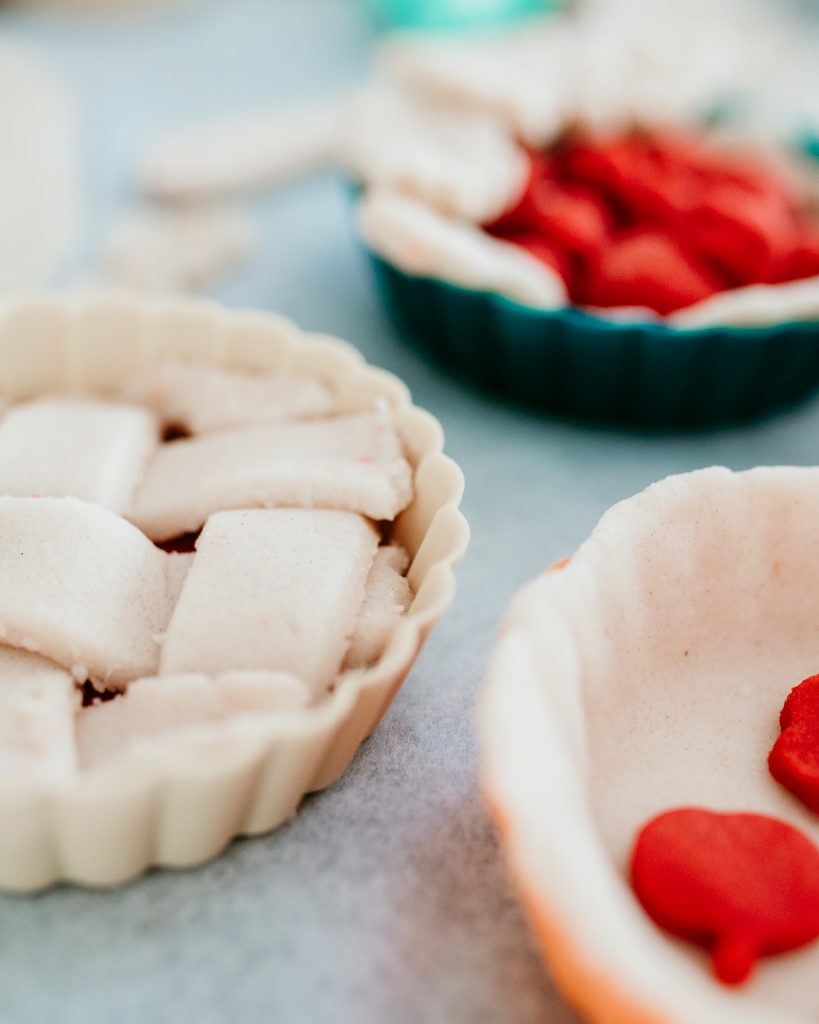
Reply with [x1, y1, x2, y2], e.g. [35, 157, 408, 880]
[770, 674, 819, 814]
[631, 808, 819, 985]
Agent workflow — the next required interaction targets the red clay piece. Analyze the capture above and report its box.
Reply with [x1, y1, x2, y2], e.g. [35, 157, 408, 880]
[770, 674, 819, 814]
[491, 177, 611, 261]
[534, 182, 611, 258]
[562, 134, 694, 224]
[681, 184, 798, 285]
[585, 228, 722, 315]
[631, 808, 819, 985]
[786, 225, 819, 283]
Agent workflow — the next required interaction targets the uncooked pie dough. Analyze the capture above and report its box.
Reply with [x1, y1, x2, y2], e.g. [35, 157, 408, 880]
[0, 361, 414, 775]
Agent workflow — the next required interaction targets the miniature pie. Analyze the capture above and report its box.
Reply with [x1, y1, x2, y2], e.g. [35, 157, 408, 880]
[347, 2, 819, 330]
[480, 467, 819, 1024]
[0, 294, 468, 891]
[355, 121, 819, 328]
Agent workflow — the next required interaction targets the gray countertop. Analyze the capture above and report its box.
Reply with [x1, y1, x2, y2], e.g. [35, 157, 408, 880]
[2, 3, 819, 1021]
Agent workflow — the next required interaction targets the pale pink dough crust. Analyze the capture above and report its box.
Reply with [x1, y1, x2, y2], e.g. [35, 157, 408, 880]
[481, 467, 819, 1024]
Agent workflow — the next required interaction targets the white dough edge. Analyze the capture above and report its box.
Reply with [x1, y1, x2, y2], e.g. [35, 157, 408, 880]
[360, 186, 819, 328]
[477, 466, 819, 1024]
[358, 189, 567, 311]
[0, 291, 469, 892]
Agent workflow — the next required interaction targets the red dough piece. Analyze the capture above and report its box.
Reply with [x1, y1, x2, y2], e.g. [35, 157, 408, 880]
[770, 674, 819, 813]
[492, 179, 611, 260]
[657, 133, 799, 211]
[560, 135, 698, 224]
[585, 228, 723, 315]
[631, 808, 819, 985]
[530, 182, 611, 259]
[681, 184, 799, 285]
[786, 224, 819, 283]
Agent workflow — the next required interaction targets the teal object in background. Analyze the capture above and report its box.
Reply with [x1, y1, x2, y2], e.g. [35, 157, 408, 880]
[366, 251, 819, 428]
[802, 133, 819, 163]
[369, 0, 559, 32]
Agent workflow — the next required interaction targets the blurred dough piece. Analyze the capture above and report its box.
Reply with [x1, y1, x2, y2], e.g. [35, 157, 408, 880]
[160, 509, 378, 697]
[379, 0, 819, 148]
[0, 647, 78, 782]
[379, 26, 572, 149]
[0, 41, 79, 290]
[130, 361, 334, 433]
[95, 204, 254, 293]
[141, 100, 344, 201]
[78, 670, 310, 770]
[341, 86, 528, 224]
[359, 189, 567, 311]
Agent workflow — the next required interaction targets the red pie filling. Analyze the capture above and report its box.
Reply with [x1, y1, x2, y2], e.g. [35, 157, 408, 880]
[486, 131, 819, 315]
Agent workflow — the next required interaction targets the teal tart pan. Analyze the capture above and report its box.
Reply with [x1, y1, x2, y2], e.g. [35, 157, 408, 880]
[366, 251, 819, 428]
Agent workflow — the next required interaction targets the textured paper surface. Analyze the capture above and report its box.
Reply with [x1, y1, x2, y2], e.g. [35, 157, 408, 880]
[1, 2, 817, 1024]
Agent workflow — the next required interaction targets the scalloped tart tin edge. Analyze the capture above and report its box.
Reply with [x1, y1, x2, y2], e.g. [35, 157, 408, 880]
[366, 250, 819, 428]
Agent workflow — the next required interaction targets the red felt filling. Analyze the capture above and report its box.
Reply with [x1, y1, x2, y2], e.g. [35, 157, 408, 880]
[485, 130, 819, 315]
[631, 808, 819, 985]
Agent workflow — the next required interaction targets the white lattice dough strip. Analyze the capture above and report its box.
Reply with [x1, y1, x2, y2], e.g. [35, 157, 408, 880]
[79, 671, 310, 771]
[131, 410, 413, 541]
[129, 361, 334, 433]
[160, 509, 378, 698]
[345, 545, 411, 669]
[341, 86, 529, 224]
[0, 397, 157, 511]
[0, 646, 78, 781]
[359, 189, 568, 310]
[0, 497, 177, 685]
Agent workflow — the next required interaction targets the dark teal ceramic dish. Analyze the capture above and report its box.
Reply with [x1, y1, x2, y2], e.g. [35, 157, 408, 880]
[366, 251, 819, 428]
